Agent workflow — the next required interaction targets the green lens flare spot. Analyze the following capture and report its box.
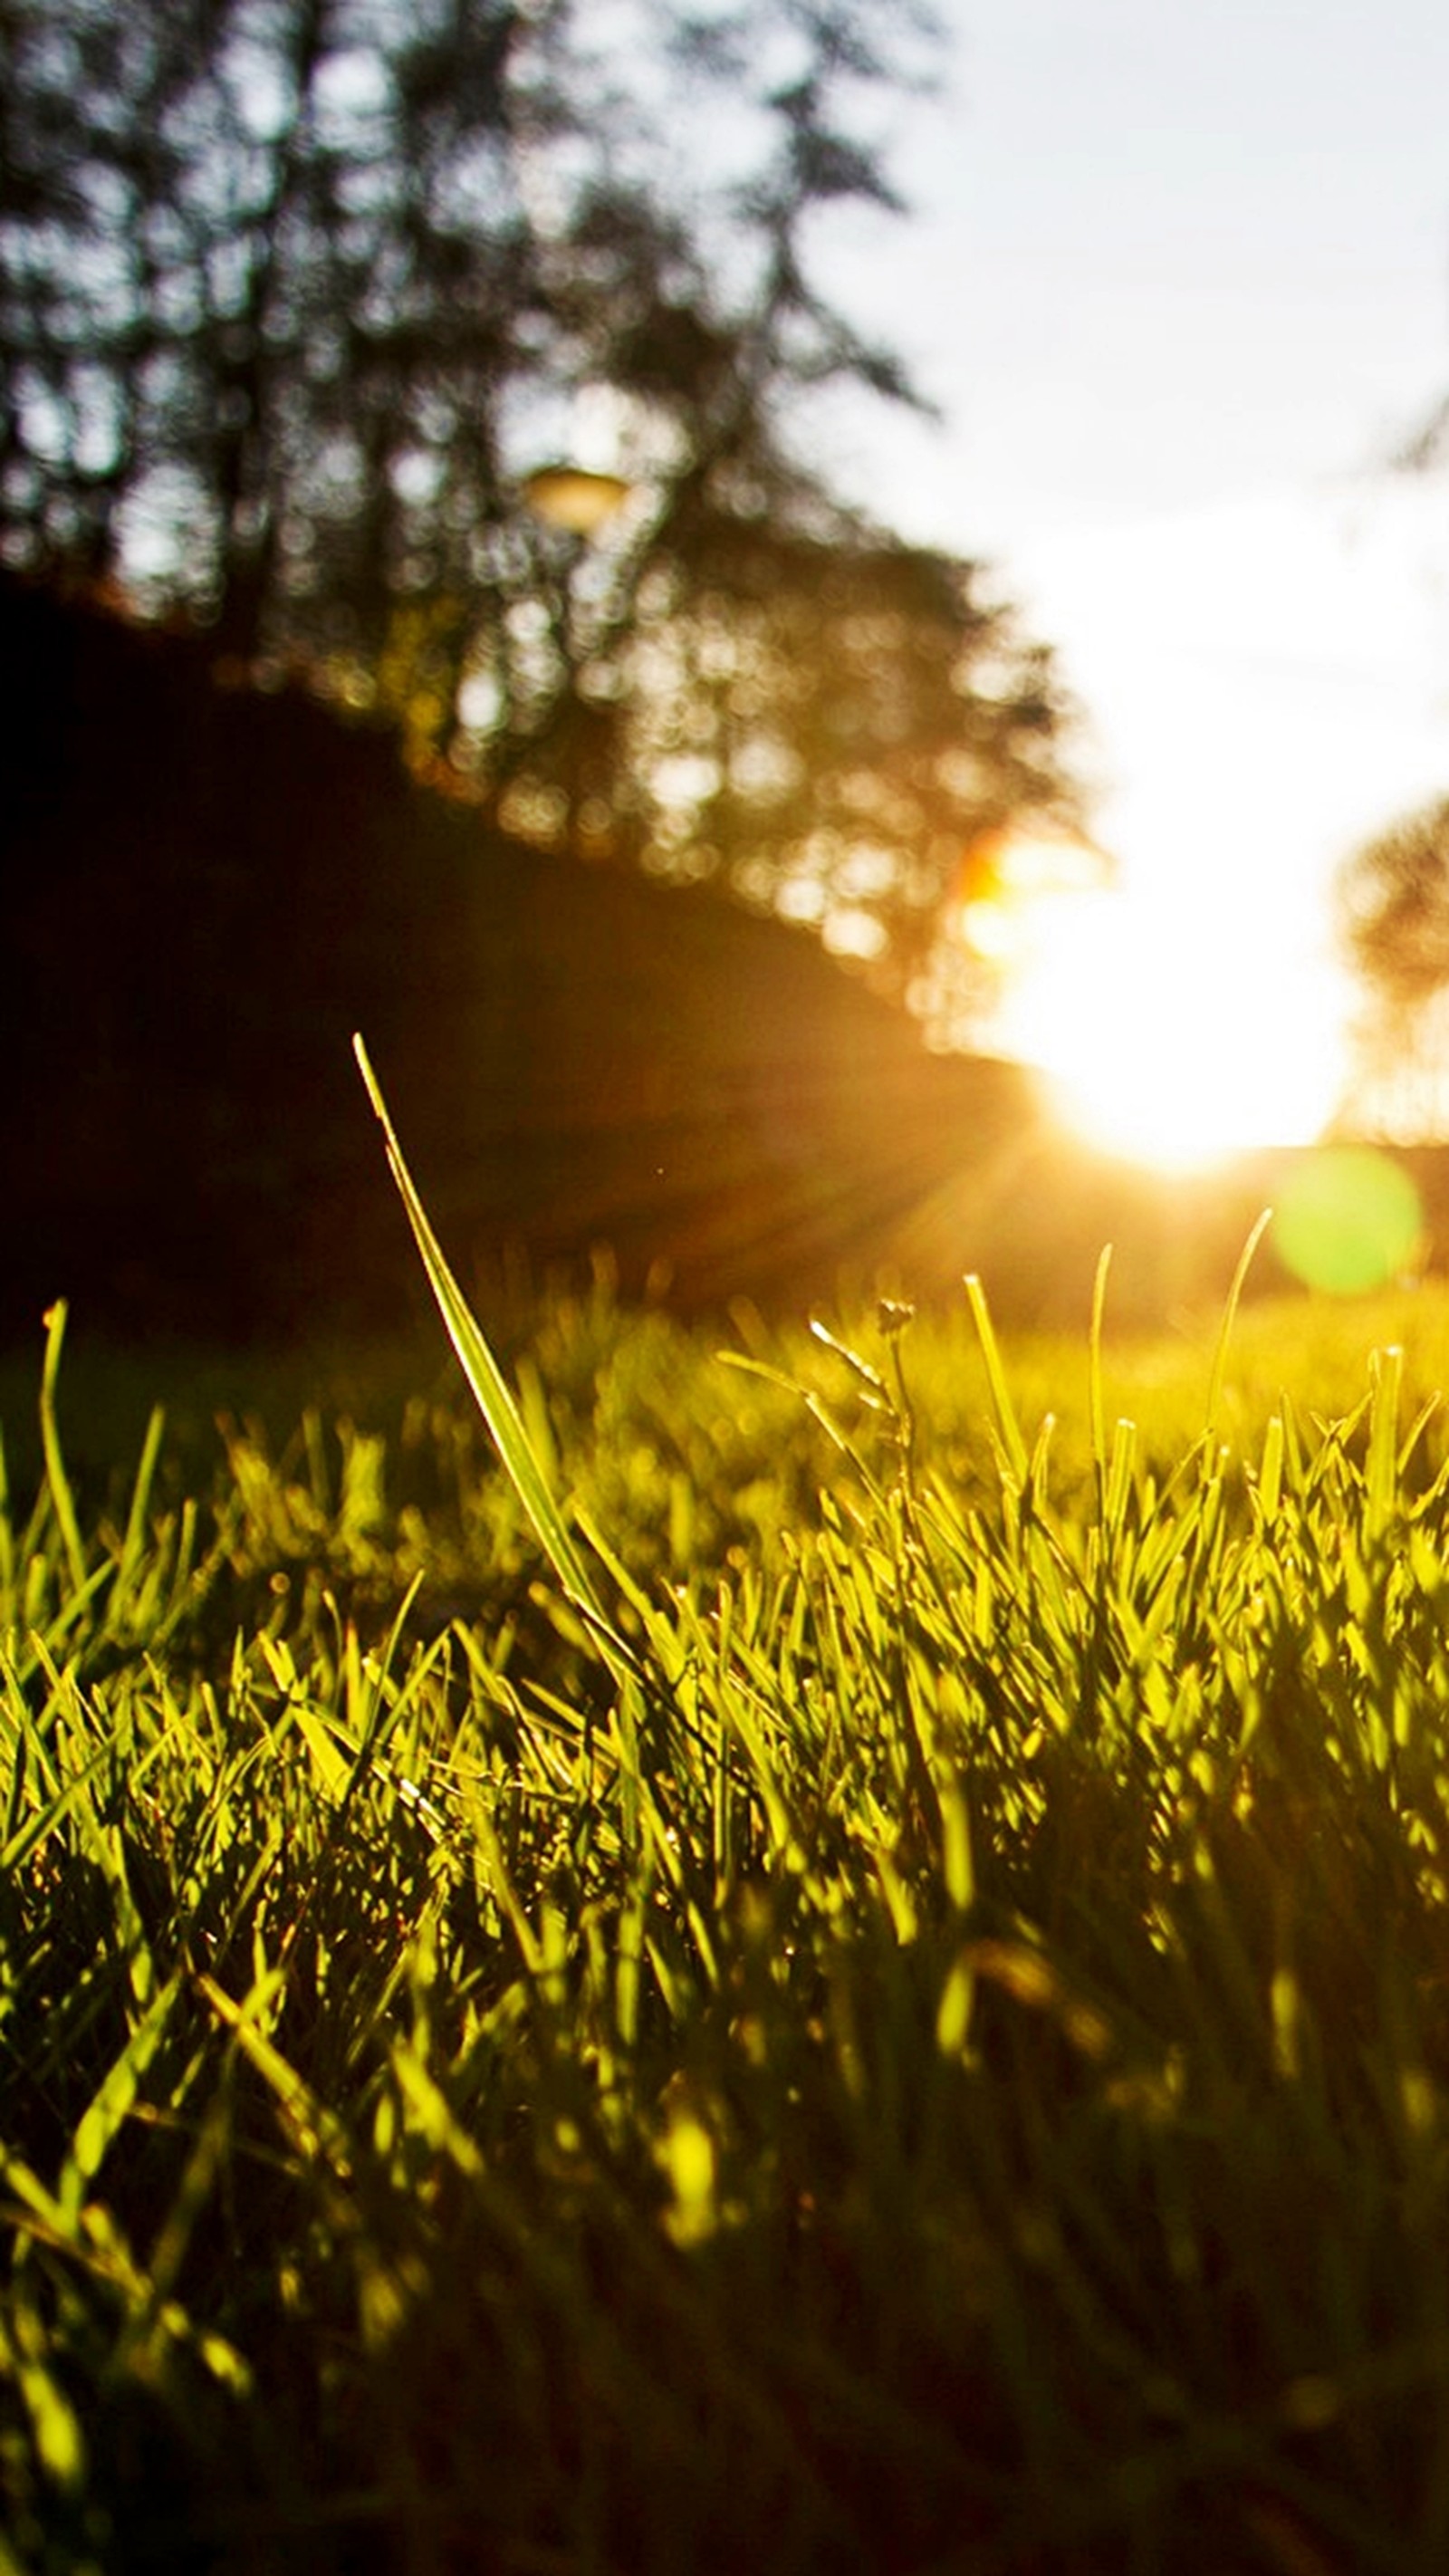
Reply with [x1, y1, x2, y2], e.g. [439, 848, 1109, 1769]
[1274, 1147, 1423, 1295]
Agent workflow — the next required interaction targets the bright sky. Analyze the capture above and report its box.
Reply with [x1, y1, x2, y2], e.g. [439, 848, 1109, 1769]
[811, 0, 1449, 1161]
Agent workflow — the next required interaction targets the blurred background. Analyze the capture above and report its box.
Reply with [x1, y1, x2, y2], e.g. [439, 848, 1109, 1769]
[3, 0, 1448, 1346]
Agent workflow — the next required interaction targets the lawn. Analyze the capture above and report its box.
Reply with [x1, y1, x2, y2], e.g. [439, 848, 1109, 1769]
[7, 1129, 1449, 2571]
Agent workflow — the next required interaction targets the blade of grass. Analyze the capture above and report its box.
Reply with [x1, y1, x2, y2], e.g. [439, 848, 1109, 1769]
[39, 1300, 86, 1594]
[1089, 1244, 1112, 1514]
[60, 1974, 182, 2225]
[353, 1033, 622, 1665]
[1366, 1341, 1403, 1543]
[1203, 1209, 1273, 1454]
[108, 1402, 166, 1636]
[964, 1273, 1031, 1486]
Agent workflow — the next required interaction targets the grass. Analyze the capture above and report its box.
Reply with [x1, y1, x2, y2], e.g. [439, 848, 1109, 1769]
[10, 1116, 1449, 2568]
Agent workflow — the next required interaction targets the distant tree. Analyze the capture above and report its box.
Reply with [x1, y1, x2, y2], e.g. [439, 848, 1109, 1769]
[1390, 391, 1449, 475]
[501, 517, 1073, 994]
[1336, 793, 1449, 1134]
[0, 0, 1077, 995]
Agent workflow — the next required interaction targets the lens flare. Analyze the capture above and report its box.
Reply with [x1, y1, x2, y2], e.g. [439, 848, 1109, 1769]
[969, 877, 1348, 1171]
[1273, 1147, 1423, 1294]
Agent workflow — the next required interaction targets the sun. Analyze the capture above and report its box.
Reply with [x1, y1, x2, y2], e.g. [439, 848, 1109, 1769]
[972, 879, 1349, 1171]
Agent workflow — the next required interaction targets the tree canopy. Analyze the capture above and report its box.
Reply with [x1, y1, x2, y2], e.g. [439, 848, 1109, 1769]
[0, 0, 1077, 992]
[1337, 793, 1449, 1135]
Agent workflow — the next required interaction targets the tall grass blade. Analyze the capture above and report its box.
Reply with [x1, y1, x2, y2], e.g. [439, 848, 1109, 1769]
[1202, 1207, 1273, 1452]
[109, 1403, 166, 1634]
[1366, 1341, 1403, 1541]
[352, 1033, 613, 1644]
[1089, 1244, 1112, 1509]
[38, 1301, 86, 1593]
[964, 1273, 1031, 1485]
[61, 1975, 181, 2223]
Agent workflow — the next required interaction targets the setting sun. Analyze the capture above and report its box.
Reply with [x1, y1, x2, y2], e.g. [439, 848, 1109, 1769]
[974, 877, 1352, 1171]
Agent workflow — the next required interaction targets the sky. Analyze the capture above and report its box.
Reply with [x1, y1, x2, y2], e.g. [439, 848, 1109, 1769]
[809, 0, 1449, 1160]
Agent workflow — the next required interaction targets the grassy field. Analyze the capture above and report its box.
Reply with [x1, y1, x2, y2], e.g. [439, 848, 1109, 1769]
[10, 1142, 1449, 2569]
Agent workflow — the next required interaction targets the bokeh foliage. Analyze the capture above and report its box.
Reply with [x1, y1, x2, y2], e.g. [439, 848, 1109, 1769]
[0, 0, 1077, 985]
[1337, 793, 1449, 1137]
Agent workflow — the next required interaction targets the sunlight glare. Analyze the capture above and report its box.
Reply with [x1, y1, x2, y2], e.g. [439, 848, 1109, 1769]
[983, 884, 1348, 1170]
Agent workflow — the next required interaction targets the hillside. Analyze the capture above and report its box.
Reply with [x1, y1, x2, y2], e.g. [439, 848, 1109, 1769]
[0, 577, 1382, 1346]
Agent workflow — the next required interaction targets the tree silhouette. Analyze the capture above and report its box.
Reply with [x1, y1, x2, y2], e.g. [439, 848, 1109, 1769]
[1337, 793, 1449, 1134]
[0, 0, 1075, 988]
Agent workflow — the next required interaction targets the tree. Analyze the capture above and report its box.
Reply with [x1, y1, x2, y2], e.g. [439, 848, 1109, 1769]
[498, 518, 1074, 999]
[1336, 793, 1449, 1135]
[0, 0, 1076, 995]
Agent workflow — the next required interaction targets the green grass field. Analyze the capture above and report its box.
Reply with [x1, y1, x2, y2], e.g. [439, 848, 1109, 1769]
[11, 1141, 1449, 2570]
